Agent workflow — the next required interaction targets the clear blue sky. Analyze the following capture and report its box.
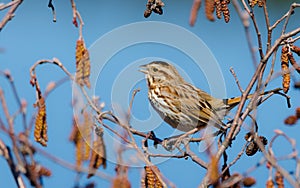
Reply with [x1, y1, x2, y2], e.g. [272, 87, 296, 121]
[1, 1, 300, 187]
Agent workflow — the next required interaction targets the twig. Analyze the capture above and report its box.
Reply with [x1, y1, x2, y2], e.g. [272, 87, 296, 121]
[0, 139, 25, 188]
[0, 70, 27, 132]
[34, 144, 113, 181]
[30, 58, 73, 80]
[281, 3, 300, 35]
[127, 88, 140, 123]
[0, 0, 23, 31]
[230, 67, 244, 93]
[257, 130, 300, 187]
[48, 0, 56, 22]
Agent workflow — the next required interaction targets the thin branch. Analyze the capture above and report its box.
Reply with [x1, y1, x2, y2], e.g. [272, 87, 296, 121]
[0, 0, 23, 31]
[281, 3, 300, 35]
[230, 67, 244, 93]
[48, 0, 56, 22]
[0, 139, 25, 188]
[0, 70, 27, 132]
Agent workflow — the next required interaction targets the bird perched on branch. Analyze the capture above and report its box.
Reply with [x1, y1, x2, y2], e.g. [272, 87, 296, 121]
[139, 61, 278, 132]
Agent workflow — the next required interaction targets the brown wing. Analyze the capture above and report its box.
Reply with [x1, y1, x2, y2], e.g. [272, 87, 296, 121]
[175, 83, 227, 129]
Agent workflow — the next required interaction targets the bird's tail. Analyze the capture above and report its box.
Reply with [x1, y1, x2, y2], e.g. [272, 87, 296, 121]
[223, 88, 281, 110]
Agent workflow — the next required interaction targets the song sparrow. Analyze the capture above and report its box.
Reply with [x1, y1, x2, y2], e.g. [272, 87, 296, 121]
[139, 61, 260, 132]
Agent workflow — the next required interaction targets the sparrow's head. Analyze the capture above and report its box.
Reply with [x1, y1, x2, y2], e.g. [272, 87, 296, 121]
[139, 61, 184, 84]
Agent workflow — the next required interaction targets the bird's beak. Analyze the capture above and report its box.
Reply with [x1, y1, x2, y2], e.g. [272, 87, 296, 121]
[139, 64, 148, 74]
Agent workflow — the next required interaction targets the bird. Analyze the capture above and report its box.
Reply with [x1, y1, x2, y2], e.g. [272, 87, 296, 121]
[139, 61, 274, 132]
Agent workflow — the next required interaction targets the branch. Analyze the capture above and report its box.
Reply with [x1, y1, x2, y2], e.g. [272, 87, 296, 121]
[0, 139, 25, 188]
[0, 0, 23, 31]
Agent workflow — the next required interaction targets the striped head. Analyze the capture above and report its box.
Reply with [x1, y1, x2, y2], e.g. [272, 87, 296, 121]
[139, 61, 184, 86]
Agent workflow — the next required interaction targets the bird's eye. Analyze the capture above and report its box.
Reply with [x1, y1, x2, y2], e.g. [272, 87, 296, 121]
[153, 67, 158, 72]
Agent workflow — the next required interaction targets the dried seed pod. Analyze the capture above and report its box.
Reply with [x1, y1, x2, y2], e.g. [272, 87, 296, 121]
[281, 46, 290, 93]
[221, 0, 230, 23]
[291, 45, 300, 56]
[246, 141, 258, 156]
[75, 39, 91, 88]
[275, 171, 284, 188]
[243, 177, 256, 187]
[287, 52, 300, 74]
[284, 115, 298, 125]
[87, 130, 107, 178]
[205, 0, 215, 21]
[142, 166, 163, 188]
[34, 97, 48, 147]
[296, 107, 300, 118]
[246, 136, 267, 156]
[266, 179, 275, 188]
[215, 0, 222, 19]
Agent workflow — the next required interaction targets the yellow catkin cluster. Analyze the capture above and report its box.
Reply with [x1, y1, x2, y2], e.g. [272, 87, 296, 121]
[83, 112, 92, 161]
[281, 46, 290, 93]
[34, 97, 48, 147]
[215, 0, 222, 19]
[249, 0, 264, 7]
[221, 0, 230, 23]
[205, 0, 215, 21]
[87, 134, 107, 178]
[266, 179, 275, 188]
[209, 156, 219, 185]
[142, 166, 163, 188]
[69, 114, 93, 171]
[69, 119, 84, 169]
[75, 39, 91, 88]
[112, 176, 131, 188]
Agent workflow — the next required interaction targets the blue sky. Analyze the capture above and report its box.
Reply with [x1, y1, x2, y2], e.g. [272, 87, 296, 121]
[1, 1, 300, 187]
